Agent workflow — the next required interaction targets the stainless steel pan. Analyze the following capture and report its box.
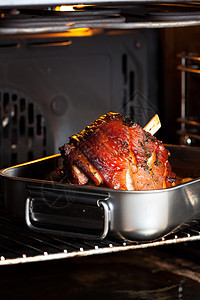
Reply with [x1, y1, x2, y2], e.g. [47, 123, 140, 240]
[1, 145, 200, 242]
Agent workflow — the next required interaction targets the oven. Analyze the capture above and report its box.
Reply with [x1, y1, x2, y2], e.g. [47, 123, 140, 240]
[1, 1, 200, 298]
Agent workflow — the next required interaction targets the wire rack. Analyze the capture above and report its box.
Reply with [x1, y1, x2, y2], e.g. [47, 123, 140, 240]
[0, 208, 200, 266]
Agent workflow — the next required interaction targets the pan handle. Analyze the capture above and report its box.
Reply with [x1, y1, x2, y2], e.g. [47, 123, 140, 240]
[25, 197, 110, 240]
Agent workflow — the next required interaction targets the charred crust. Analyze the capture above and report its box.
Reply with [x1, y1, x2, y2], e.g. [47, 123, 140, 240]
[69, 112, 122, 145]
[122, 116, 136, 127]
[144, 131, 157, 142]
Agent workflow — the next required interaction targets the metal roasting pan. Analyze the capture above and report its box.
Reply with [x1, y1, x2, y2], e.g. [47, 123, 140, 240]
[1, 145, 200, 242]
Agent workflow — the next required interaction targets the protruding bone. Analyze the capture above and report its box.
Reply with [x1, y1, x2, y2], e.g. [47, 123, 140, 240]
[143, 114, 161, 136]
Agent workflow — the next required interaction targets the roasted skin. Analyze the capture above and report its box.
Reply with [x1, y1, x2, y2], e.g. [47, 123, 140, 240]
[59, 112, 177, 190]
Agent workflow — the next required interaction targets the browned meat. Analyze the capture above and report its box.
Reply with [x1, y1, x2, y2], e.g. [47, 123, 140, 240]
[59, 112, 177, 190]
[60, 143, 104, 185]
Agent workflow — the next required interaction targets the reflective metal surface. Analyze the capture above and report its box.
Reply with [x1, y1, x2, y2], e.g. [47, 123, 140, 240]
[107, 178, 200, 241]
[1, 145, 200, 242]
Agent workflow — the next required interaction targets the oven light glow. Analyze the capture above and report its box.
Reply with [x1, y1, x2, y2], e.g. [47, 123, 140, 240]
[55, 5, 75, 12]
[185, 135, 192, 145]
[25, 28, 103, 40]
[65, 28, 95, 36]
[55, 5, 94, 12]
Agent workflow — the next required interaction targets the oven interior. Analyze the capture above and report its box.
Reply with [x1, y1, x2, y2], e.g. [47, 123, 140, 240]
[0, 27, 158, 167]
[1, 1, 200, 266]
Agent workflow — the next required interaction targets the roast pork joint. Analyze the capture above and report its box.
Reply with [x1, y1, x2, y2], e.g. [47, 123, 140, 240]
[59, 112, 177, 191]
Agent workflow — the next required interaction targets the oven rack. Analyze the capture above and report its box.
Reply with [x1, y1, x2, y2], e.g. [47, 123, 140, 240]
[177, 53, 200, 146]
[2, 4, 200, 35]
[0, 209, 200, 266]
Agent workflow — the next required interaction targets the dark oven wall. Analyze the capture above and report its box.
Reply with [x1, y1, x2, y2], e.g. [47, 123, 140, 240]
[0, 29, 158, 168]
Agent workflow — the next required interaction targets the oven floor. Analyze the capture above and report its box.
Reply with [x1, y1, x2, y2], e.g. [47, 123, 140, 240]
[0, 244, 200, 299]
